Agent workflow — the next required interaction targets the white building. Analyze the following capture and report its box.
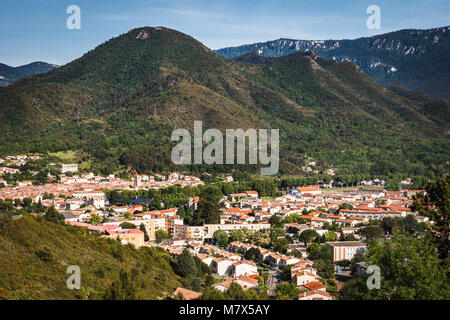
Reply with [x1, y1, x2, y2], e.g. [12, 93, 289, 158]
[279, 256, 301, 267]
[173, 225, 205, 240]
[327, 241, 367, 261]
[230, 261, 258, 277]
[298, 290, 334, 300]
[211, 258, 234, 277]
[291, 270, 319, 286]
[203, 223, 270, 239]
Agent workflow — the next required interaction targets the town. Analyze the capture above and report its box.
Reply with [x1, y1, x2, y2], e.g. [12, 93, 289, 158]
[0, 153, 430, 301]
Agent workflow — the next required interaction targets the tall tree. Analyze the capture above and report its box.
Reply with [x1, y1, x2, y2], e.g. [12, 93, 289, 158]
[103, 269, 138, 300]
[229, 229, 245, 242]
[140, 223, 149, 241]
[299, 229, 318, 246]
[175, 248, 198, 278]
[411, 176, 449, 260]
[213, 230, 229, 247]
[364, 235, 448, 300]
[43, 205, 65, 224]
[192, 186, 221, 225]
[362, 225, 384, 240]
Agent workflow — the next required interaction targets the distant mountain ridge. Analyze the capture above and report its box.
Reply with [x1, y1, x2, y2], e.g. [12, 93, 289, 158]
[0, 61, 58, 86]
[215, 26, 450, 100]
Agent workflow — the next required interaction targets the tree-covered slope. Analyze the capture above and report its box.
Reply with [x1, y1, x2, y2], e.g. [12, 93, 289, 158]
[0, 214, 180, 299]
[216, 26, 450, 100]
[0, 26, 448, 178]
[235, 50, 450, 175]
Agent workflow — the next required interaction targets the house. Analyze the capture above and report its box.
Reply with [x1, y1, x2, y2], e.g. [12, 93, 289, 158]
[230, 261, 258, 277]
[258, 248, 271, 261]
[203, 223, 270, 239]
[276, 209, 297, 219]
[61, 212, 79, 222]
[279, 256, 301, 267]
[311, 217, 331, 228]
[133, 175, 143, 187]
[1, 167, 19, 174]
[301, 281, 326, 292]
[288, 247, 308, 258]
[296, 186, 322, 196]
[229, 193, 247, 202]
[87, 196, 105, 209]
[265, 252, 281, 267]
[318, 180, 332, 188]
[245, 191, 259, 198]
[210, 258, 234, 276]
[291, 270, 320, 286]
[234, 275, 259, 290]
[298, 290, 334, 300]
[173, 224, 205, 240]
[340, 227, 362, 238]
[225, 253, 242, 261]
[171, 287, 201, 300]
[198, 255, 214, 267]
[334, 218, 358, 227]
[65, 198, 85, 210]
[213, 276, 259, 292]
[17, 180, 33, 187]
[103, 228, 145, 248]
[47, 163, 78, 173]
[213, 278, 235, 292]
[111, 206, 128, 214]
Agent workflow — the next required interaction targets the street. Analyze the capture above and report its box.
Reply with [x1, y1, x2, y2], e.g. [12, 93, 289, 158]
[267, 269, 281, 297]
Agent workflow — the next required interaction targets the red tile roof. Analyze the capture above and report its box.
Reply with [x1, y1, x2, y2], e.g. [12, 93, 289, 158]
[171, 287, 201, 300]
[303, 281, 326, 290]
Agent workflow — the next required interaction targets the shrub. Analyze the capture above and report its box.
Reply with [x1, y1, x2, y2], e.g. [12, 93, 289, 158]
[36, 245, 53, 262]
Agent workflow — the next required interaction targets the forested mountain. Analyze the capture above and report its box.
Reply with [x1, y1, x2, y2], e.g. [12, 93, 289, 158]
[0, 26, 448, 179]
[216, 26, 450, 100]
[0, 61, 57, 86]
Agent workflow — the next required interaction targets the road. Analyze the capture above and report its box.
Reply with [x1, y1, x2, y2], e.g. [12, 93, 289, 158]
[267, 269, 281, 297]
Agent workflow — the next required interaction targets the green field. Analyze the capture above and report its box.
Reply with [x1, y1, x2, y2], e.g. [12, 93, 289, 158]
[321, 186, 385, 193]
[48, 150, 80, 163]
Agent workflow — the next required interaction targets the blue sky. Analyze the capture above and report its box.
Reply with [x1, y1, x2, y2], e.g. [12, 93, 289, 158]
[0, 0, 449, 66]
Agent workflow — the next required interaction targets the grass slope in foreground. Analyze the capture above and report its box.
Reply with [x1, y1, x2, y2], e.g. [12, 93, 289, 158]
[0, 214, 180, 299]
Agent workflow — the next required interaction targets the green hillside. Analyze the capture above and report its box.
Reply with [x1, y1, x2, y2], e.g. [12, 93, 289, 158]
[0, 214, 180, 299]
[0, 26, 448, 179]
